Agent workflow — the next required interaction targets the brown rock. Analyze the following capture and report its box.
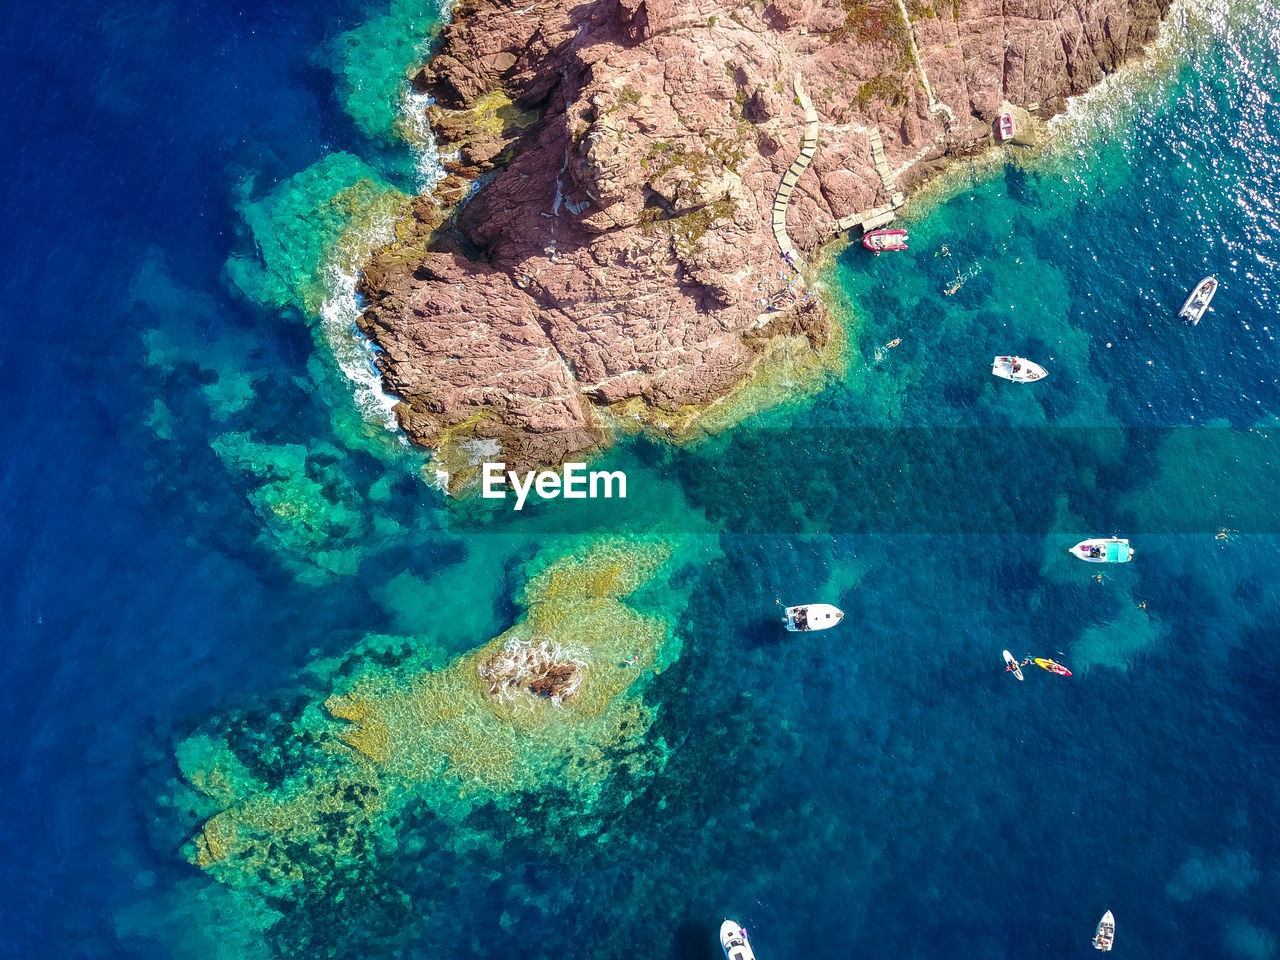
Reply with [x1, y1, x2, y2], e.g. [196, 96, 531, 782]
[361, 0, 1172, 475]
[479, 639, 585, 702]
[766, 0, 812, 30]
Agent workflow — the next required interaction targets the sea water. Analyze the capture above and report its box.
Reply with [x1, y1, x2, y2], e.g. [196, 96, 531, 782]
[2, 0, 1279, 957]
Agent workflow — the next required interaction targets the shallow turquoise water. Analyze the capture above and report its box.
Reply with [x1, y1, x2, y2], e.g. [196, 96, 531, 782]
[3, 0, 1280, 957]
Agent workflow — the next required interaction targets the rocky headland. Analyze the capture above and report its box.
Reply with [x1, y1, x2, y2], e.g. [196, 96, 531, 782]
[357, 0, 1170, 481]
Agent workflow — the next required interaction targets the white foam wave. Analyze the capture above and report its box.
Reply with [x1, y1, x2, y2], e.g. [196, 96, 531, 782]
[317, 209, 405, 434]
[401, 88, 450, 192]
[1043, 0, 1220, 159]
[399, 2, 459, 193]
[325, 3, 464, 436]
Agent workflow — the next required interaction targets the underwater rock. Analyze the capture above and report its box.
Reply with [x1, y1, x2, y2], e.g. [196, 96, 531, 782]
[210, 432, 372, 581]
[175, 537, 694, 899]
[479, 638, 586, 704]
[225, 153, 405, 315]
[325, 693, 394, 762]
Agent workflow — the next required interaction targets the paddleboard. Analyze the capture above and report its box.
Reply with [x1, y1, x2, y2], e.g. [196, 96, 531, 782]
[1034, 657, 1072, 677]
[1002, 649, 1024, 681]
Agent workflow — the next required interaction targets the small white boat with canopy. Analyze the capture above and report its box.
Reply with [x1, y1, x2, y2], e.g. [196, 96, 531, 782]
[782, 603, 844, 632]
[992, 356, 1047, 382]
[720, 920, 756, 960]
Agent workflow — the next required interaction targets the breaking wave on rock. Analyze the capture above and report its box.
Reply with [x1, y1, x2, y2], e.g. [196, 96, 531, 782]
[317, 226, 404, 435]
[479, 637, 588, 706]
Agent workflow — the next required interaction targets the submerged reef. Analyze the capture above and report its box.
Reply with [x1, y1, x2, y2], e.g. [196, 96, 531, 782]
[139, 147, 436, 584]
[209, 432, 372, 580]
[176, 537, 695, 901]
[326, 0, 445, 144]
[225, 152, 408, 316]
[222, 149, 430, 461]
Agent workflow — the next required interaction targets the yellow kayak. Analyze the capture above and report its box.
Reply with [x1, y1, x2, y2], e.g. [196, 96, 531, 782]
[1034, 657, 1072, 677]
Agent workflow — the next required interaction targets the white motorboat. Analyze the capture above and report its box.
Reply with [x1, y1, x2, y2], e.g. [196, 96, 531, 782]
[783, 603, 844, 632]
[720, 920, 756, 960]
[1178, 276, 1217, 325]
[1070, 538, 1133, 563]
[992, 356, 1047, 382]
[1093, 910, 1115, 951]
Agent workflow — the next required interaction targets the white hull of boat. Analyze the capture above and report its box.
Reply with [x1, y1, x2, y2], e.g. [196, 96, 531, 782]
[992, 356, 1047, 382]
[783, 603, 844, 632]
[721, 920, 756, 960]
[1179, 276, 1217, 325]
[1070, 538, 1133, 563]
[1093, 910, 1115, 951]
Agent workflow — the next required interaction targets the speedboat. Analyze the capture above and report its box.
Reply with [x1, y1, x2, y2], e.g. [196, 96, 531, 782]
[863, 228, 909, 252]
[992, 356, 1047, 382]
[998, 112, 1014, 141]
[1003, 649, 1024, 681]
[720, 920, 756, 960]
[1033, 657, 1072, 677]
[1093, 910, 1115, 951]
[783, 603, 844, 632]
[1070, 538, 1133, 563]
[1178, 276, 1217, 325]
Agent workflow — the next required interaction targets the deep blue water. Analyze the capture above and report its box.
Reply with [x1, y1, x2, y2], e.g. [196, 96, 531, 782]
[3, 0, 1280, 958]
[0, 1, 408, 954]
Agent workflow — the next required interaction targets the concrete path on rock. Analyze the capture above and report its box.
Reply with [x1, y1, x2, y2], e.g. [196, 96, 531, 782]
[771, 72, 819, 270]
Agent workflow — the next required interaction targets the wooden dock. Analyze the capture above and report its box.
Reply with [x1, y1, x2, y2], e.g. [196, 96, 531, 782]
[833, 127, 906, 234]
[771, 73, 820, 269]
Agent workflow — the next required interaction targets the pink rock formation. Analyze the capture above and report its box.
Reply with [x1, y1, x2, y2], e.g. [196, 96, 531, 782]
[358, 0, 1169, 477]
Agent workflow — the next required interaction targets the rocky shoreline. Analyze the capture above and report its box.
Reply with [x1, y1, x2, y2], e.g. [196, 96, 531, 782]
[357, 0, 1170, 483]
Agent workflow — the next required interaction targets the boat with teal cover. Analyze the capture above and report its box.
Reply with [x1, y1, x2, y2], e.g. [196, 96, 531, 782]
[1070, 538, 1133, 563]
